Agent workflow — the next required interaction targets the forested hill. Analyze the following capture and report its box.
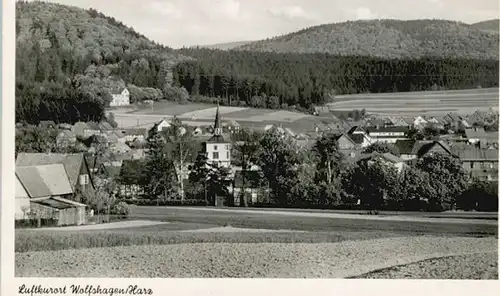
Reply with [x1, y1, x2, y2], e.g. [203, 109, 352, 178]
[236, 19, 499, 60]
[175, 48, 499, 111]
[471, 19, 500, 33]
[15, 1, 190, 124]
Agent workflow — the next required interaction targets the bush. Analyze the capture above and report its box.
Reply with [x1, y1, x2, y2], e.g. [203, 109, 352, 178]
[457, 181, 498, 212]
[110, 201, 130, 216]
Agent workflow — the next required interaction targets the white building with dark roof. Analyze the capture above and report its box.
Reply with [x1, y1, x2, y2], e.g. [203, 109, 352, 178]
[203, 104, 231, 168]
[110, 87, 130, 107]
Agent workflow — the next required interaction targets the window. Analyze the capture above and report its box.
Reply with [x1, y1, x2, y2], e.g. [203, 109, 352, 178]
[226, 152, 230, 159]
[470, 162, 474, 169]
[214, 145, 218, 150]
[226, 145, 230, 150]
[80, 174, 89, 185]
[212, 152, 219, 160]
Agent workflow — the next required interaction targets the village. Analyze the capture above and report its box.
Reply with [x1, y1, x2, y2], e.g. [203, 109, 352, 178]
[14, 95, 500, 227]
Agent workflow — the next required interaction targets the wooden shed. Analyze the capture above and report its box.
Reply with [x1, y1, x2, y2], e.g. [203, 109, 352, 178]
[16, 163, 87, 226]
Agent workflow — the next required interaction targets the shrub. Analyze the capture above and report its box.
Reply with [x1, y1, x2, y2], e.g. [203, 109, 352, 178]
[110, 201, 130, 216]
[457, 181, 499, 212]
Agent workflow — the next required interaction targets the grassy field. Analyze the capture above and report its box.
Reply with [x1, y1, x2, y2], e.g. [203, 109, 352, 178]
[127, 206, 497, 236]
[329, 87, 499, 116]
[110, 88, 499, 128]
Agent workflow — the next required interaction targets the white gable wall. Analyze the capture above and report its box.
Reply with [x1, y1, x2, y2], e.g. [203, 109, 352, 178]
[15, 176, 30, 220]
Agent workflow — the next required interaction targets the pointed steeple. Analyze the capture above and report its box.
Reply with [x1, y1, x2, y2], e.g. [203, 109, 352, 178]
[214, 101, 222, 136]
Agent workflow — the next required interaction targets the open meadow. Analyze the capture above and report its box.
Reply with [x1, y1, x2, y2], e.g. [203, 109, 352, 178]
[330, 87, 499, 116]
[15, 207, 498, 279]
[111, 88, 499, 128]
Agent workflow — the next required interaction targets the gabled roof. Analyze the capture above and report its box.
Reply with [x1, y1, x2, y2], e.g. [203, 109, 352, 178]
[356, 152, 404, 164]
[394, 139, 417, 154]
[33, 197, 86, 209]
[335, 133, 357, 146]
[451, 147, 499, 161]
[347, 126, 366, 134]
[16, 164, 73, 198]
[411, 141, 455, 158]
[15, 153, 86, 188]
[99, 122, 113, 130]
[347, 133, 368, 145]
[465, 127, 488, 139]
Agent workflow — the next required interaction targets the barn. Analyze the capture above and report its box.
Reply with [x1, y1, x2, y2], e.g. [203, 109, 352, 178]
[16, 164, 87, 226]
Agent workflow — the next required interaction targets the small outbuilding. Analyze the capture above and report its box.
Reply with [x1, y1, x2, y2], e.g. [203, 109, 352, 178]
[16, 164, 87, 226]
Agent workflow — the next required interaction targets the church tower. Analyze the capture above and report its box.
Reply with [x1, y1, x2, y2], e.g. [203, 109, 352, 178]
[214, 103, 222, 136]
[202, 102, 231, 169]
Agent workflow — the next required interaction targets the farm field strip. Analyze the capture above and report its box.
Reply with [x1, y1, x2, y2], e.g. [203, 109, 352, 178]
[334, 88, 499, 100]
[15, 236, 498, 278]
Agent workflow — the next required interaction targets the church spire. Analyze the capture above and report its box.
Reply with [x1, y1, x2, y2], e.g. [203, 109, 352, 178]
[214, 101, 222, 136]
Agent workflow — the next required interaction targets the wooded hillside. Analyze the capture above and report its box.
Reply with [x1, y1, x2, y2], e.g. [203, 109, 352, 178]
[236, 19, 499, 60]
[15, 1, 190, 124]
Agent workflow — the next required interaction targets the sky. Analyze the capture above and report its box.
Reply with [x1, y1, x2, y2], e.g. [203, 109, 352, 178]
[25, 0, 499, 48]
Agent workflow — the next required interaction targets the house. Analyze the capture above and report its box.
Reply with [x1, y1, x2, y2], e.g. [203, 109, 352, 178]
[110, 87, 130, 107]
[365, 126, 410, 143]
[443, 113, 466, 132]
[203, 104, 232, 169]
[426, 117, 445, 130]
[56, 130, 77, 147]
[346, 126, 372, 148]
[390, 117, 412, 128]
[227, 120, 241, 133]
[394, 140, 418, 161]
[464, 127, 488, 144]
[15, 153, 95, 199]
[110, 142, 132, 154]
[411, 141, 455, 159]
[356, 152, 408, 173]
[84, 122, 102, 138]
[232, 170, 263, 206]
[451, 147, 499, 182]
[335, 133, 358, 151]
[15, 164, 87, 226]
[413, 116, 428, 130]
[153, 118, 171, 132]
[72, 122, 90, 138]
[117, 128, 147, 143]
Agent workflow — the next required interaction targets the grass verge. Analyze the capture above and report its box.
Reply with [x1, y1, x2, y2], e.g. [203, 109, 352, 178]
[16, 230, 404, 253]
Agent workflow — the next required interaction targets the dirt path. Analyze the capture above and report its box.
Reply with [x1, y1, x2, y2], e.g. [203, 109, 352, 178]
[16, 236, 498, 278]
[33, 220, 170, 231]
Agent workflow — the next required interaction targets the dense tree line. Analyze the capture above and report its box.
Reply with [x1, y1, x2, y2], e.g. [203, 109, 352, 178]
[175, 48, 499, 110]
